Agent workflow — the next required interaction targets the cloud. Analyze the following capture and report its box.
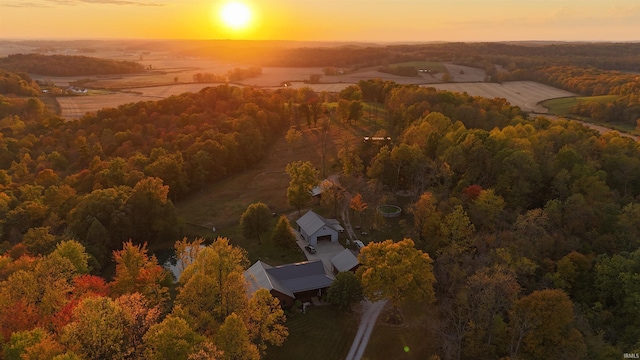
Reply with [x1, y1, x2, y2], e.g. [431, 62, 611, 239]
[2, 2, 52, 7]
[1, 0, 167, 7]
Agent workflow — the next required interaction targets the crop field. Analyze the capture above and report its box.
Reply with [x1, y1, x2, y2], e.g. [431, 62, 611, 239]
[427, 81, 577, 113]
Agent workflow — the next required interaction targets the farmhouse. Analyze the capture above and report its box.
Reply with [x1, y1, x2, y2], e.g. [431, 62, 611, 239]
[296, 210, 344, 246]
[244, 260, 334, 307]
[330, 249, 360, 274]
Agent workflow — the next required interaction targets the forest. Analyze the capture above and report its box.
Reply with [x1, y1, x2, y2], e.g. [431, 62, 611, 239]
[0, 53, 639, 358]
[0, 54, 145, 76]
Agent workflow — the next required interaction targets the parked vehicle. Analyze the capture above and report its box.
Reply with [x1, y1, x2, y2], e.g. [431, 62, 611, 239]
[354, 240, 365, 251]
[304, 245, 316, 254]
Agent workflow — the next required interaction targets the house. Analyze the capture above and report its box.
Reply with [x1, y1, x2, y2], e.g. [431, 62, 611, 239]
[244, 260, 334, 307]
[330, 249, 360, 274]
[296, 210, 344, 246]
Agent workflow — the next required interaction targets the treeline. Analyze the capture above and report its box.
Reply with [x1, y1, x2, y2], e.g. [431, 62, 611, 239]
[0, 70, 40, 96]
[0, 54, 145, 76]
[570, 94, 640, 127]
[497, 65, 640, 126]
[335, 81, 640, 358]
[193, 67, 262, 83]
[186, 41, 640, 72]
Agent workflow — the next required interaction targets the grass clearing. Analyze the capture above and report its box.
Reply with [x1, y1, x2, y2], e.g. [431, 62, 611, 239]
[265, 306, 358, 360]
[173, 105, 385, 264]
[541, 95, 620, 115]
[363, 302, 438, 360]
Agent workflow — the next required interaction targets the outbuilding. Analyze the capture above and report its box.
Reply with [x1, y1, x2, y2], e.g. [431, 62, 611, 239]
[296, 210, 344, 246]
[330, 249, 360, 274]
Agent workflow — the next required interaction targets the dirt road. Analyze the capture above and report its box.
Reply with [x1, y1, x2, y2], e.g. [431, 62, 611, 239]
[345, 300, 387, 360]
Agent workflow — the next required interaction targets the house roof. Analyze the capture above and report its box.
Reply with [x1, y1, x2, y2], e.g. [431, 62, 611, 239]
[245, 260, 294, 298]
[296, 210, 342, 235]
[330, 249, 359, 272]
[244, 260, 333, 298]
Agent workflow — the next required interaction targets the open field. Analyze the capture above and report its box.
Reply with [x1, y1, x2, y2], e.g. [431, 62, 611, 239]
[0, 43, 580, 118]
[540, 95, 620, 115]
[427, 81, 577, 113]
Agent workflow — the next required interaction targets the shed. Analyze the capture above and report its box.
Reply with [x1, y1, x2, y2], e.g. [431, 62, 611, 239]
[330, 249, 360, 274]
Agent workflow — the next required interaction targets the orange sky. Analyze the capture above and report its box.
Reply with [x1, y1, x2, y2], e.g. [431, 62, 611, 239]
[1, 0, 639, 42]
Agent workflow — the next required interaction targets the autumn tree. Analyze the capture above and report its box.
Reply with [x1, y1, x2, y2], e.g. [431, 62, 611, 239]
[115, 292, 161, 358]
[61, 296, 130, 360]
[285, 161, 318, 215]
[143, 315, 206, 360]
[284, 127, 302, 150]
[270, 215, 296, 249]
[349, 193, 368, 227]
[175, 238, 249, 334]
[326, 271, 364, 311]
[408, 191, 442, 245]
[319, 179, 344, 218]
[174, 237, 205, 275]
[240, 202, 272, 245]
[215, 313, 259, 360]
[356, 238, 436, 320]
[468, 189, 505, 232]
[509, 289, 586, 360]
[4, 328, 64, 360]
[243, 288, 288, 356]
[110, 241, 172, 308]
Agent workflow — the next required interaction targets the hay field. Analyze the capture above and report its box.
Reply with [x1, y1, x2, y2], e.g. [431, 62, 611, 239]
[426, 81, 577, 113]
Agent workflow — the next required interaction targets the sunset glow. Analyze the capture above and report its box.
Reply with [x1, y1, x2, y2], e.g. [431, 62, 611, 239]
[220, 2, 252, 30]
[0, 1, 639, 42]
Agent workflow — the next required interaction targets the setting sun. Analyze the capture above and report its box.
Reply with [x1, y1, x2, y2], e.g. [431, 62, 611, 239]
[220, 2, 252, 30]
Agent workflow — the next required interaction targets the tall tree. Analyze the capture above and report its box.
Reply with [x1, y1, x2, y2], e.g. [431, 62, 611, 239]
[319, 179, 344, 218]
[349, 193, 368, 228]
[142, 315, 206, 360]
[408, 191, 441, 244]
[110, 241, 171, 308]
[270, 215, 296, 249]
[61, 296, 129, 360]
[242, 288, 288, 356]
[509, 289, 586, 360]
[356, 238, 435, 320]
[285, 161, 318, 215]
[326, 271, 364, 311]
[215, 313, 259, 360]
[240, 202, 272, 245]
[175, 238, 249, 334]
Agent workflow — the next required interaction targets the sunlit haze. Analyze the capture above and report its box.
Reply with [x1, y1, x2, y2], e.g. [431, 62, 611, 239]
[1, 0, 639, 42]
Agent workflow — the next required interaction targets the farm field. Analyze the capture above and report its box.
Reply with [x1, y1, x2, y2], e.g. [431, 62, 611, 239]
[426, 81, 577, 113]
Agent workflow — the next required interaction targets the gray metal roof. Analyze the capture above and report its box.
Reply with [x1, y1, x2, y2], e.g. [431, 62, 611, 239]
[245, 260, 294, 298]
[244, 259, 333, 297]
[296, 210, 342, 235]
[330, 249, 359, 272]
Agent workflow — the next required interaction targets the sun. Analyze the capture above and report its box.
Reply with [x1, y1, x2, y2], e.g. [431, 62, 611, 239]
[220, 1, 252, 30]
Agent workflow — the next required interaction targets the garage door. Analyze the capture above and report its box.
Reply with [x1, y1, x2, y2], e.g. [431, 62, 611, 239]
[317, 235, 332, 242]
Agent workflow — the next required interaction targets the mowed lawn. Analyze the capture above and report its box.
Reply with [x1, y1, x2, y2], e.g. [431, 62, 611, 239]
[265, 306, 358, 360]
[363, 303, 439, 360]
